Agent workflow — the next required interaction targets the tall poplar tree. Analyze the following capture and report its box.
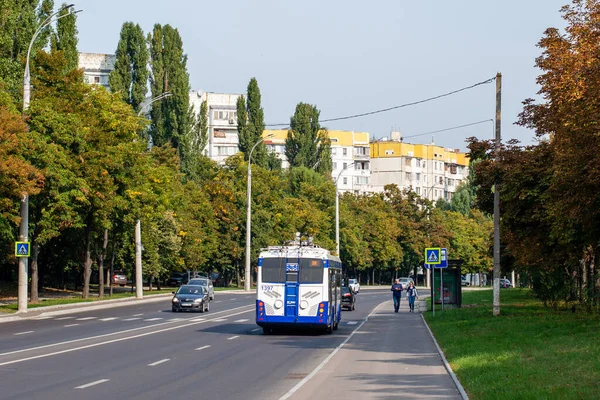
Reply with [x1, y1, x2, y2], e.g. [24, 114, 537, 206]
[0, 0, 54, 102]
[285, 103, 332, 175]
[148, 23, 192, 157]
[237, 78, 267, 167]
[51, 2, 78, 71]
[109, 22, 148, 111]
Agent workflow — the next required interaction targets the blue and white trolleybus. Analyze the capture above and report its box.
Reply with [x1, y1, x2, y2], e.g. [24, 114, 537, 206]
[256, 239, 342, 334]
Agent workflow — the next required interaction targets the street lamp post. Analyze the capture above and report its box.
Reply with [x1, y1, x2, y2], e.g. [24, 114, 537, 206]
[18, 3, 79, 313]
[133, 93, 172, 299]
[335, 162, 356, 256]
[245, 134, 274, 291]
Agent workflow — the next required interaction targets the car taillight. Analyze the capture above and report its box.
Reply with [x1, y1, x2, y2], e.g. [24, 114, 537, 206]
[343, 294, 351, 297]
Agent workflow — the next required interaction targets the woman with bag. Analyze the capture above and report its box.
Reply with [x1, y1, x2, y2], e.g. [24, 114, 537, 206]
[406, 281, 418, 312]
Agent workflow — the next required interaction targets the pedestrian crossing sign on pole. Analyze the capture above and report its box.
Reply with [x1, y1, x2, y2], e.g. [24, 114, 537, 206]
[15, 242, 30, 257]
[425, 248, 441, 265]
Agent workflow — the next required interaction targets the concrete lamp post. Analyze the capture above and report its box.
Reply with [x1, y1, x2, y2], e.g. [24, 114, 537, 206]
[133, 92, 172, 299]
[244, 134, 274, 291]
[18, 3, 81, 313]
[335, 162, 357, 256]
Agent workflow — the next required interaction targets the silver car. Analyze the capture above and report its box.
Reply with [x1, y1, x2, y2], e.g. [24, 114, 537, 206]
[188, 278, 215, 300]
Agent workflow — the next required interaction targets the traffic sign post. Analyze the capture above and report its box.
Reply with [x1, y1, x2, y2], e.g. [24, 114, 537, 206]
[425, 248, 441, 265]
[425, 248, 450, 314]
[15, 242, 30, 258]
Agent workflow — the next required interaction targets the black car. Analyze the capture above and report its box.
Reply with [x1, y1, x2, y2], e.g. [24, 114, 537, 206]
[171, 285, 210, 312]
[341, 286, 355, 311]
[167, 272, 189, 287]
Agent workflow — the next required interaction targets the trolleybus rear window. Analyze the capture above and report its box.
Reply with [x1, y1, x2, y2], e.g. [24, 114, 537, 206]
[261, 258, 324, 283]
[299, 259, 324, 283]
[261, 258, 286, 283]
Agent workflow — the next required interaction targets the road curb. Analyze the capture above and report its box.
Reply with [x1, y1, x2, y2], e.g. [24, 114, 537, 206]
[420, 313, 469, 400]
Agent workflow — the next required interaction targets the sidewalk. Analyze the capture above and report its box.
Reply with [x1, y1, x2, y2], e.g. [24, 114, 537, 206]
[288, 300, 464, 399]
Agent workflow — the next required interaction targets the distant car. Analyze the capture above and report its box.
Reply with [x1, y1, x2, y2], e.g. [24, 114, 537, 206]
[348, 279, 360, 293]
[112, 270, 127, 287]
[461, 277, 470, 286]
[167, 272, 189, 287]
[341, 286, 355, 311]
[188, 278, 215, 300]
[499, 278, 512, 288]
[398, 277, 414, 288]
[171, 285, 210, 312]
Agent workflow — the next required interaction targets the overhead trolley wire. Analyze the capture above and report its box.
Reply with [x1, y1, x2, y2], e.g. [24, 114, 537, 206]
[264, 76, 497, 127]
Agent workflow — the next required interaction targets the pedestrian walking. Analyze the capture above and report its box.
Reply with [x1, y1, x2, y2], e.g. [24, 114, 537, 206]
[391, 278, 403, 313]
[406, 281, 418, 312]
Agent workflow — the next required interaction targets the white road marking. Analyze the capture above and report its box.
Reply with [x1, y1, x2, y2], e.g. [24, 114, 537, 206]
[279, 306, 381, 400]
[189, 318, 205, 322]
[231, 298, 237, 301]
[0, 305, 254, 367]
[148, 358, 170, 367]
[245, 296, 251, 299]
[33, 316, 53, 320]
[122, 317, 141, 321]
[215, 301, 222, 303]
[76, 317, 97, 321]
[99, 317, 117, 321]
[251, 328, 261, 332]
[212, 318, 227, 322]
[347, 321, 358, 325]
[56, 317, 75, 320]
[14, 331, 34, 336]
[132, 314, 144, 317]
[227, 335, 240, 340]
[143, 318, 163, 321]
[64, 324, 79, 327]
[234, 319, 249, 323]
[75, 379, 109, 389]
[169, 318, 185, 321]
[195, 345, 211, 351]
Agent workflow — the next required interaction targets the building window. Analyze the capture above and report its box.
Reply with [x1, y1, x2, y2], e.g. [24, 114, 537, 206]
[343, 177, 348, 185]
[332, 148, 337, 155]
[333, 162, 337, 170]
[405, 172, 412, 181]
[434, 190, 437, 197]
[416, 173, 421, 182]
[355, 176, 368, 185]
[439, 176, 443, 185]
[343, 148, 347, 156]
[94, 76, 100, 84]
[343, 162, 347, 170]
[416, 187, 421, 195]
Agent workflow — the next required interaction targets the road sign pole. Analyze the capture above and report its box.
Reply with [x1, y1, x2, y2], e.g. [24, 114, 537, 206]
[441, 266, 444, 311]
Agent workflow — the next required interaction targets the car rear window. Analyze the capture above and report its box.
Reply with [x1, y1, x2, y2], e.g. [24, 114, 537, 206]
[342, 287, 350, 294]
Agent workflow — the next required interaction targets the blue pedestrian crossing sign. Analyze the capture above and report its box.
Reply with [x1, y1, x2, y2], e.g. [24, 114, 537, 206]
[425, 248, 441, 265]
[15, 242, 30, 257]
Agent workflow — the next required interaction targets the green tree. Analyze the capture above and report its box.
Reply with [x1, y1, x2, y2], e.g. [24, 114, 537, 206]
[50, 2, 78, 71]
[109, 22, 148, 111]
[285, 103, 332, 175]
[237, 78, 267, 167]
[148, 24, 192, 155]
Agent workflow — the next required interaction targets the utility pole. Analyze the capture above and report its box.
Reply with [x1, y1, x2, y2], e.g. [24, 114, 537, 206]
[493, 72, 502, 316]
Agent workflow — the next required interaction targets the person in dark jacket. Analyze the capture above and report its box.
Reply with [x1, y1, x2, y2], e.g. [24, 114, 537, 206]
[406, 281, 419, 312]
[391, 279, 403, 312]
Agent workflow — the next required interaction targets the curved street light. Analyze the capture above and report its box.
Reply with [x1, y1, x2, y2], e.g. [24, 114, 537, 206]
[133, 93, 172, 299]
[335, 161, 357, 256]
[18, 3, 81, 314]
[244, 134, 274, 291]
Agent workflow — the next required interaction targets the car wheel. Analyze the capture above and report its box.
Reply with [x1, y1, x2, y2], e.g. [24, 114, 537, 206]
[172, 308, 177, 312]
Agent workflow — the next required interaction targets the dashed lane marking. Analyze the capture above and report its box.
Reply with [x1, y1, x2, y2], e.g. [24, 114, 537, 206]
[347, 321, 358, 325]
[212, 318, 227, 322]
[14, 331, 34, 336]
[143, 318, 163, 321]
[122, 317, 141, 321]
[99, 318, 117, 321]
[148, 358, 170, 367]
[251, 328, 261, 332]
[75, 317, 97, 321]
[75, 379, 109, 389]
[132, 314, 144, 317]
[234, 319, 249, 323]
[195, 345, 211, 351]
[227, 335, 240, 340]
[56, 317, 75, 320]
[64, 324, 79, 327]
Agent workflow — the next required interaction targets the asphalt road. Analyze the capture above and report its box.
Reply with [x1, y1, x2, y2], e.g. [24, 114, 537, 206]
[0, 289, 393, 400]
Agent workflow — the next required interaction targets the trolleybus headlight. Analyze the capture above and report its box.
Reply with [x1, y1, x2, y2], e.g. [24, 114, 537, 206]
[300, 300, 308, 310]
[274, 300, 283, 309]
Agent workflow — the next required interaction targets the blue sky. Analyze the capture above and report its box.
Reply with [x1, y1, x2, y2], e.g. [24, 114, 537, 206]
[74, 0, 567, 151]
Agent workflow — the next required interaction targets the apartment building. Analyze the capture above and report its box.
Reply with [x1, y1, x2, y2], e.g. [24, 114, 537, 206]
[262, 129, 371, 194]
[78, 53, 115, 90]
[189, 90, 242, 164]
[370, 132, 469, 201]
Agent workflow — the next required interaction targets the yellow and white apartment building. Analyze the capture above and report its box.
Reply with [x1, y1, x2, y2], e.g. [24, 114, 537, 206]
[369, 133, 469, 201]
[262, 130, 371, 194]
